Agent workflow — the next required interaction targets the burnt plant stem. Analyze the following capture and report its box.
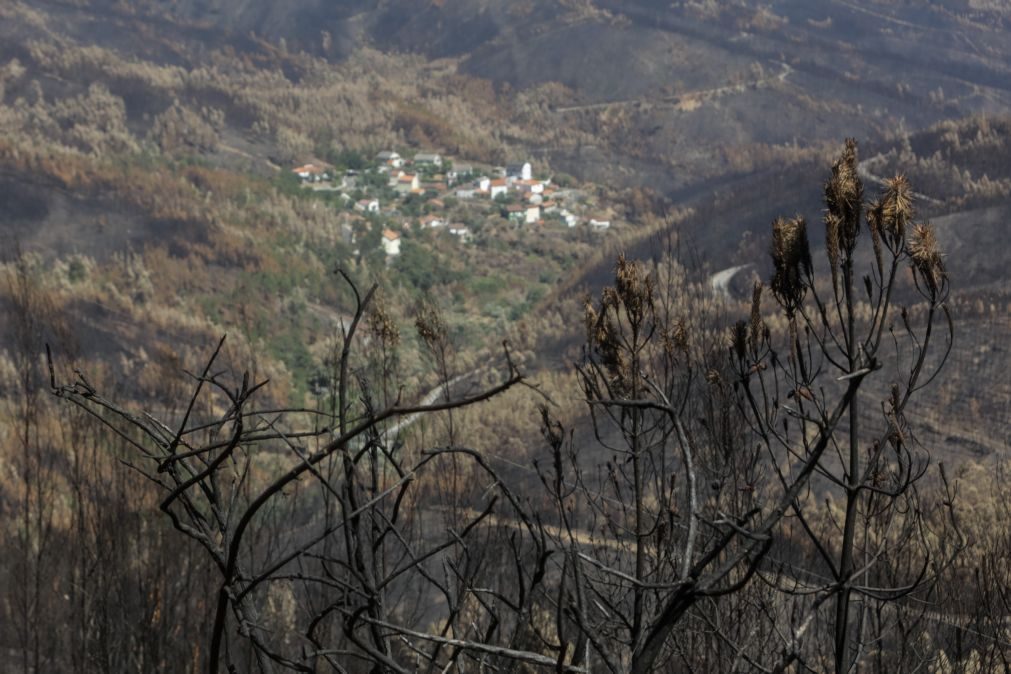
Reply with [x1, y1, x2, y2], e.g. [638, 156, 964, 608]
[835, 258, 860, 674]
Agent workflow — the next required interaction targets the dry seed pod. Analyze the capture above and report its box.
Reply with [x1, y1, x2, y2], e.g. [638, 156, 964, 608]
[908, 223, 946, 297]
[614, 254, 655, 325]
[881, 175, 913, 250]
[368, 291, 400, 348]
[824, 138, 863, 256]
[770, 215, 812, 314]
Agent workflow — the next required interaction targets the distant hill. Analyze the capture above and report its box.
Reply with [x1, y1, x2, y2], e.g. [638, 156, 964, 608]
[8, 0, 1011, 200]
[1, 0, 1008, 457]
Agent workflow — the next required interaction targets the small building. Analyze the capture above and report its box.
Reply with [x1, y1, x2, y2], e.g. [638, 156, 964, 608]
[476, 177, 491, 192]
[447, 224, 472, 242]
[393, 173, 420, 195]
[588, 217, 611, 232]
[456, 188, 477, 199]
[355, 199, 380, 214]
[421, 181, 448, 193]
[490, 179, 509, 200]
[506, 204, 526, 224]
[419, 214, 446, 229]
[560, 209, 579, 227]
[376, 151, 404, 168]
[516, 179, 544, 194]
[524, 205, 541, 224]
[381, 229, 401, 256]
[503, 204, 537, 225]
[448, 164, 473, 184]
[293, 163, 330, 183]
[506, 162, 533, 182]
[414, 152, 443, 167]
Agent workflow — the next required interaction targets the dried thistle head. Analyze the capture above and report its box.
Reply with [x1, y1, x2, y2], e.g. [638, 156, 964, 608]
[770, 216, 811, 314]
[881, 175, 913, 248]
[613, 254, 655, 326]
[586, 290, 630, 394]
[367, 291, 400, 349]
[596, 318, 629, 394]
[908, 223, 946, 296]
[601, 286, 620, 312]
[414, 298, 447, 351]
[584, 256, 658, 395]
[824, 139, 863, 255]
[661, 319, 689, 360]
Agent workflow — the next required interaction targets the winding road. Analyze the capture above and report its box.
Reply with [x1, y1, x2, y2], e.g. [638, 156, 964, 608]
[857, 155, 942, 206]
[382, 370, 481, 443]
[709, 263, 753, 300]
[554, 61, 792, 114]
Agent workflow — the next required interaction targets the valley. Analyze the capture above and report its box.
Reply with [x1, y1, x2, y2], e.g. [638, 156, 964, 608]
[1, 2, 1010, 671]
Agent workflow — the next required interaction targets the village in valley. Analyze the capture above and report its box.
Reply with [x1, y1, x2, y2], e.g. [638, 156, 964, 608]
[290, 150, 615, 261]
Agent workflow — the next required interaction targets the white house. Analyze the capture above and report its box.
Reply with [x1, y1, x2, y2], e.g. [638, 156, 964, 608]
[293, 163, 329, 182]
[506, 162, 533, 182]
[447, 224, 472, 242]
[355, 199, 380, 214]
[516, 179, 544, 194]
[524, 205, 541, 224]
[476, 177, 491, 192]
[381, 229, 401, 256]
[456, 188, 477, 199]
[489, 178, 509, 199]
[588, 217, 611, 232]
[376, 151, 404, 168]
[419, 214, 446, 229]
[393, 173, 420, 195]
[448, 164, 473, 184]
[560, 209, 579, 227]
[414, 152, 443, 167]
